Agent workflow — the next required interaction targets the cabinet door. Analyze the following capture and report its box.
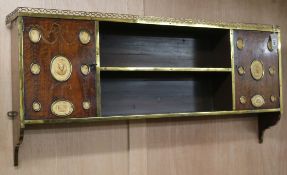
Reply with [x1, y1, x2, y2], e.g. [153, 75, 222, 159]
[23, 17, 97, 119]
[233, 30, 280, 110]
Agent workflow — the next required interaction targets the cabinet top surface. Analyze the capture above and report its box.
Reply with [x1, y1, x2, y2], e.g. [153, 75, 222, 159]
[6, 7, 279, 32]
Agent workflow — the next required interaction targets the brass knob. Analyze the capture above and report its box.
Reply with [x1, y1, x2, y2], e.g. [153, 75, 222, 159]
[32, 102, 41, 112]
[251, 95, 265, 108]
[239, 96, 247, 104]
[29, 28, 41, 43]
[236, 38, 244, 50]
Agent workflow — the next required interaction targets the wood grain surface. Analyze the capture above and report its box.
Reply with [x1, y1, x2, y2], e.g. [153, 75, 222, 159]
[0, 0, 287, 175]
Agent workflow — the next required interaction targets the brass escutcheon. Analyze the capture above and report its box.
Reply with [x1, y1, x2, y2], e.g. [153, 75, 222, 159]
[267, 38, 273, 51]
[239, 96, 247, 104]
[29, 28, 41, 43]
[251, 95, 265, 108]
[269, 66, 275, 76]
[32, 102, 41, 112]
[81, 64, 90, 75]
[250, 60, 264, 80]
[30, 63, 40, 75]
[236, 38, 244, 50]
[270, 95, 277, 102]
[237, 66, 245, 75]
[82, 101, 91, 110]
[51, 100, 74, 117]
[79, 30, 91, 44]
[50, 56, 72, 82]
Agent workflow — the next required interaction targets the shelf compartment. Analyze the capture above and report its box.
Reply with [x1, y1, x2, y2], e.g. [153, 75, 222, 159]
[100, 67, 232, 72]
[100, 21, 231, 68]
[101, 71, 232, 116]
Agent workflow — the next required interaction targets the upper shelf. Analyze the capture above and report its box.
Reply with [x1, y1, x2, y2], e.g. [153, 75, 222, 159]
[100, 67, 232, 72]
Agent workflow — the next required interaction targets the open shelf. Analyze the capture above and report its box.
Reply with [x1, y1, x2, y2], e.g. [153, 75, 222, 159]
[100, 67, 232, 72]
[101, 71, 232, 116]
[99, 21, 231, 68]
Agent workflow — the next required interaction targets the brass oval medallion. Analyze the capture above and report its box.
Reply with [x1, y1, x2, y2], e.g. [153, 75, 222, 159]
[251, 95, 265, 108]
[250, 60, 264, 80]
[267, 38, 273, 51]
[50, 56, 72, 82]
[51, 100, 74, 117]
[236, 38, 244, 50]
[30, 63, 41, 75]
[29, 28, 41, 43]
[79, 30, 91, 44]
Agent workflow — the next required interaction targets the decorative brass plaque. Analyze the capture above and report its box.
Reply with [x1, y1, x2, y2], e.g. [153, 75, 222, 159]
[50, 56, 72, 82]
[236, 38, 244, 50]
[29, 28, 41, 43]
[32, 102, 41, 112]
[270, 95, 277, 102]
[79, 30, 91, 44]
[251, 95, 265, 108]
[30, 63, 40, 75]
[82, 101, 91, 110]
[239, 96, 247, 104]
[250, 60, 264, 80]
[81, 64, 90, 75]
[51, 100, 74, 117]
[237, 66, 245, 75]
[269, 66, 275, 76]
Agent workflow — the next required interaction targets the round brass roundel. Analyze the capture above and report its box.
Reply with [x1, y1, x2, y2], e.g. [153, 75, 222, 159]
[237, 66, 245, 75]
[50, 56, 72, 82]
[79, 30, 91, 44]
[82, 101, 91, 110]
[51, 100, 74, 117]
[250, 60, 264, 80]
[269, 66, 275, 76]
[239, 96, 247, 104]
[29, 28, 41, 43]
[236, 38, 244, 50]
[270, 95, 277, 102]
[32, 102, 41, 112]
[251, 95, 265, 108]
[30, 63, 40, 75]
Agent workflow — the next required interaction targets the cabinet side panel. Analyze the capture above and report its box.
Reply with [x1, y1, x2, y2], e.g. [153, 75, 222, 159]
[11, 18, 24, 166]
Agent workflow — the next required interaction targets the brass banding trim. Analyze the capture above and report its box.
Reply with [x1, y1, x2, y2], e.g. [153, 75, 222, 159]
[24, 108, 281, 125]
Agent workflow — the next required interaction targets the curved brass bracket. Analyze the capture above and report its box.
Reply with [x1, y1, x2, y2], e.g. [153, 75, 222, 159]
[14, 129, 24, 166]
[258, 112, 280, 143]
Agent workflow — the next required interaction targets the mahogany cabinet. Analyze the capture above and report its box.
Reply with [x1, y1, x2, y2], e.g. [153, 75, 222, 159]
[6, 7, 282, 166]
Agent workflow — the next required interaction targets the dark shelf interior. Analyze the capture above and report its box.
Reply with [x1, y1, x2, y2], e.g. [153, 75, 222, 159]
[101, 72, 232, 116]
[100, 21, 231, 68]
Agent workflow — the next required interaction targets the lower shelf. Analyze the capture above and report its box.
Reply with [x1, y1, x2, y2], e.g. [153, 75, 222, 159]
[101, 71, 232, 116]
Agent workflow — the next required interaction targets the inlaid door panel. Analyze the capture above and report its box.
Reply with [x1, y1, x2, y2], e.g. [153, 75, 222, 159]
[23, 17, 97, 119]
[233, 30, 280, 110]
